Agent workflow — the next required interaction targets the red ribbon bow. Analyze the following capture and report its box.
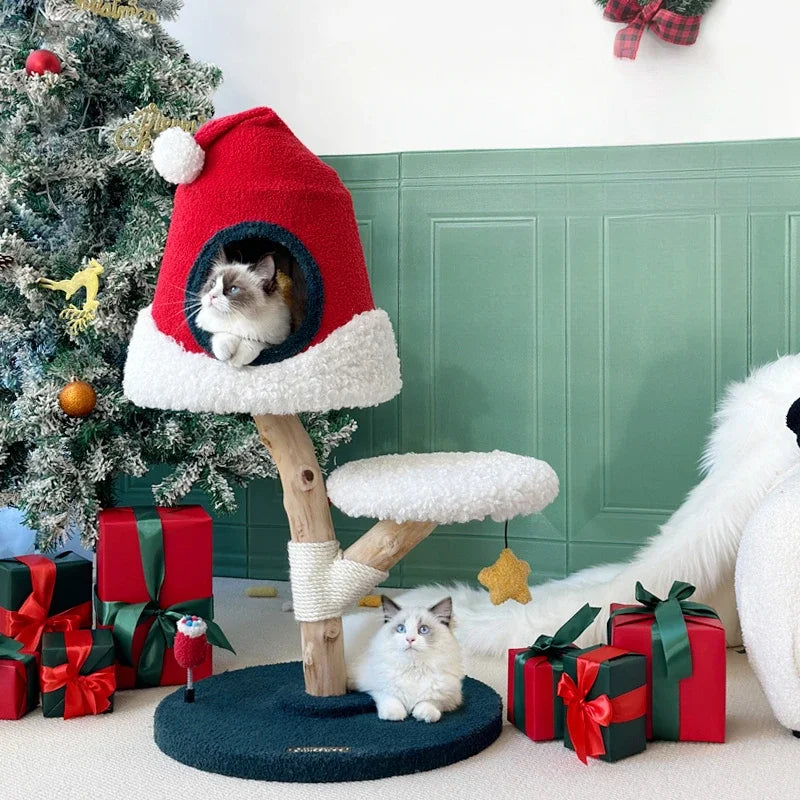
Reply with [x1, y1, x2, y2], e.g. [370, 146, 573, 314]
[604, 0, 702, 60]
[40, 630, 115, 719]
[557, 646, 646, 764]
[0, 555, 92, 653]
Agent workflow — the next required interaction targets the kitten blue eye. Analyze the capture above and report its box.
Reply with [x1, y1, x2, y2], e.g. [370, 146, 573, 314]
[228, 285, 240, 295]
[419, 625, 430, 635]
[395, 624, 406, 634]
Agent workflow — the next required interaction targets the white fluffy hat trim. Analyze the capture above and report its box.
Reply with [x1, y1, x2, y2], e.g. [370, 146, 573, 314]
[327, 451, 559, 524]
[151, 127, 205, 184]
[123, 305, 402, 415]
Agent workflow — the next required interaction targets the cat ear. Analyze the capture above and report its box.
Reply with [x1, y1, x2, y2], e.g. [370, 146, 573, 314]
[381, 595, 401, 622]
[429, 597, 452, 626]
[251, 253, 277, 289]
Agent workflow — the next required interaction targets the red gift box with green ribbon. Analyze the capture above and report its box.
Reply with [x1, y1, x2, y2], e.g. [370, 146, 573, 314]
[95, 506, 234, 689]
[559, 645, 647, 763]
[608, 581, 726, 742]
[41, 629, 116, 719]
[507, 604, 600, 741]
[0, 552, 93, 656]
[0, 633, 39, 720]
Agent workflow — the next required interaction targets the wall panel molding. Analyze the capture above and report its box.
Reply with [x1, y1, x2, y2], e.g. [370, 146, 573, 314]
[114, 140, 800, 586]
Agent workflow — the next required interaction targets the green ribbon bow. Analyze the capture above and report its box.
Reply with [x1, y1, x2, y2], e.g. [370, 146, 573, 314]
[0, 632, 34, 664]
[95, 508, 235, 688]
[512, 604, 600, 738]
[609, 580, 719, 739]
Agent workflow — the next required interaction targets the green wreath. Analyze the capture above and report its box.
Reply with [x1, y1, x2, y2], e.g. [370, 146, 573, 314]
[595, 0, 713, 14]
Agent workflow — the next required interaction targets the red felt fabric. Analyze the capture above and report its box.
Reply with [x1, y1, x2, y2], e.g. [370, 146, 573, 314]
[151, 107, 375, 355]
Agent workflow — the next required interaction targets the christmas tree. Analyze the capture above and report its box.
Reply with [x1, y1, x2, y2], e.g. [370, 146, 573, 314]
[0, 0, 355, 551]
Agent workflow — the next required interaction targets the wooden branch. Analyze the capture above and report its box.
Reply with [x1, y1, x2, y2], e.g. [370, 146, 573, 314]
[252, 413, 346, 697]
[344, 519, 437, 573]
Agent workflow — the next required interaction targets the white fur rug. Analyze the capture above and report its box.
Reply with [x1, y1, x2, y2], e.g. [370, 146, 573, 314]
[387, 355, 800, 654]
[2, 578, 797, 800]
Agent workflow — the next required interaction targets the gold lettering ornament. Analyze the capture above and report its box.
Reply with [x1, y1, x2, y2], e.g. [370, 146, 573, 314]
[38, 259, 104, 335]
[73, 0, 158, 25]
[115, 103, 206, 153]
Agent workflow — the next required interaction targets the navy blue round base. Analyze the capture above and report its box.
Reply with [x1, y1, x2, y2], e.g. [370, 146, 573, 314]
[154, 662, 503, 783]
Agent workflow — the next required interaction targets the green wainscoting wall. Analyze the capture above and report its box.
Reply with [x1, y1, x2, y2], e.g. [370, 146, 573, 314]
[116, 138, 800, 587]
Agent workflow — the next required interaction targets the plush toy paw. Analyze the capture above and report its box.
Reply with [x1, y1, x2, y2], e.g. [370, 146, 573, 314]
[376, 697, 408, 721]
[412, 701, 442, 723]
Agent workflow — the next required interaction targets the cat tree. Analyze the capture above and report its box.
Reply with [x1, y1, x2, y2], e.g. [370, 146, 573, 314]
[124, 108, 559, 781]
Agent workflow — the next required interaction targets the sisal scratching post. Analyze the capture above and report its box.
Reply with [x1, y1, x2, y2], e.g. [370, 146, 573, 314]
[253, 413, 346, 696]
[254, 415, 445, 697]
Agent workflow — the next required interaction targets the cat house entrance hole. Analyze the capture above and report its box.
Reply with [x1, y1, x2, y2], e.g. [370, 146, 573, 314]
[184, 221, 323, 366]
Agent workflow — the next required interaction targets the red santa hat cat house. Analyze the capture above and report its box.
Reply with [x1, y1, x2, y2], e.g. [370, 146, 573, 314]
[123, 106, 401, 414]
[127, 108, 560, 783]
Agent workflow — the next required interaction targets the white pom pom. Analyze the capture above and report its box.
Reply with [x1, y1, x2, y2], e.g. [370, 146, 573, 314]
[151, 127, 205, 184]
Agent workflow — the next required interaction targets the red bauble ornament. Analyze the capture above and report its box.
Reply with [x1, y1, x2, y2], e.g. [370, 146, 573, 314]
[25, 49, 62, 76]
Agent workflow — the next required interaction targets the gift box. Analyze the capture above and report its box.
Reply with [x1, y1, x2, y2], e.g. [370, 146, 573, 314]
[0, 633, 39, 720]
[559, 645, 647, 764]
[95, 506, 233, 689]
[41, 629, 115, 719]
[608, 580, 726, 743]
[0, 552, 93, 654]
[507, 604, 600, 741]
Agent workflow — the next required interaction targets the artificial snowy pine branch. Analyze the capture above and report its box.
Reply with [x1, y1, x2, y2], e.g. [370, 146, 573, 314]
[0, 0, 356, 549]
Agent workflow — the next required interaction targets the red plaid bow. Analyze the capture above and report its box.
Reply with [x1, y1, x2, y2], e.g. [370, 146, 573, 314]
[604, 0, 702, 59]
[0, 555, 91, 653]
[40, 630, 115, 719]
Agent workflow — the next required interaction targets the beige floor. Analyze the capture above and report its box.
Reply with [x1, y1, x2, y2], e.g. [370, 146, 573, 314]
[3, 577, 795, 800]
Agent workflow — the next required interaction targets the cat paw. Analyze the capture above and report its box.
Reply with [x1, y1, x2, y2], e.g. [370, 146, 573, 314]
[229, 340, 262, 367]
[376, 698, 408, 721]
[412, 701, 442, 723]
[211, 333, 238, 362]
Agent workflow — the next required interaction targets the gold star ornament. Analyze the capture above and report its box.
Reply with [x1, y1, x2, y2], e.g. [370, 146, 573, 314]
[478, 548, 532, 605]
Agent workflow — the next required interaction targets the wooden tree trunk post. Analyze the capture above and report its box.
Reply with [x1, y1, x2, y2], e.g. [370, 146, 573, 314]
[253, 414, 439, 697]
[253, 413, 347, 697]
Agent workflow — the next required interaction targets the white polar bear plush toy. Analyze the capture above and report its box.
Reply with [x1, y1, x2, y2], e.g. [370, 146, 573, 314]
[736, 397, 800, 736]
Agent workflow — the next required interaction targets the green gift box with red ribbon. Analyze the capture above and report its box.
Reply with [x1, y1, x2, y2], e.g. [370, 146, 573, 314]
[0, 552, 93, 655]
[559, 645, 647, 764]
[0, 633, 39, 720]
[507, 604, 600, 741]
[95, 507, 234, 689]
[608, 580, 726, 742]
[41, 629, 116, 719]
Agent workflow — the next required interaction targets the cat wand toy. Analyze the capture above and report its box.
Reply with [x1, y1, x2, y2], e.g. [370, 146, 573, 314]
[174, 615, 208, 703]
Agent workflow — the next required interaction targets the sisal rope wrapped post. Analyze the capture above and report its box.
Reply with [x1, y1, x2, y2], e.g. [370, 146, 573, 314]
[252, 414, 441, 697]
[253, 413, 347, 696]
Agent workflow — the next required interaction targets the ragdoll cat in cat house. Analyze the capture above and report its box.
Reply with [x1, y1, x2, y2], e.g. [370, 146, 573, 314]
[125, 107, 560, 781]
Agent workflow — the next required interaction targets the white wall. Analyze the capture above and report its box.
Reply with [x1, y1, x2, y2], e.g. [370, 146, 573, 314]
[167, 0, 799, 155]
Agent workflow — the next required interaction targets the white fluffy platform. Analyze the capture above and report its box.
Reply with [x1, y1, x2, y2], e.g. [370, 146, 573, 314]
[123, 306, 402, 415]
[382, 355, 800, 656]
[735, 464, 800, 732]
[326, 451, 559, 524]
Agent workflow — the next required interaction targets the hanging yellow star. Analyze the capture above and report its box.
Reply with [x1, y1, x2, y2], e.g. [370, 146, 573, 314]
[478, 548, 532, 605]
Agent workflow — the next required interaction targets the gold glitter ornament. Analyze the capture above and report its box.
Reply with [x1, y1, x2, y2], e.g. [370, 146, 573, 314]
[58, 380, 97, 417]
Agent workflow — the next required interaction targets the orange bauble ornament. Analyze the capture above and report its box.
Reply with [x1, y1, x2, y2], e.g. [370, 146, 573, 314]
[58, 380, 96, 417]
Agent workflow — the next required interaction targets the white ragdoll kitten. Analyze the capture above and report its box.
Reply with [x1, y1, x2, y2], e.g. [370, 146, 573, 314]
[195, 250, 291, 367]
[349, 596, 465, 723]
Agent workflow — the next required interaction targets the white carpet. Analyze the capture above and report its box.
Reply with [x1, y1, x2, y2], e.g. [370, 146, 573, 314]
[3, 578, 796, 800]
